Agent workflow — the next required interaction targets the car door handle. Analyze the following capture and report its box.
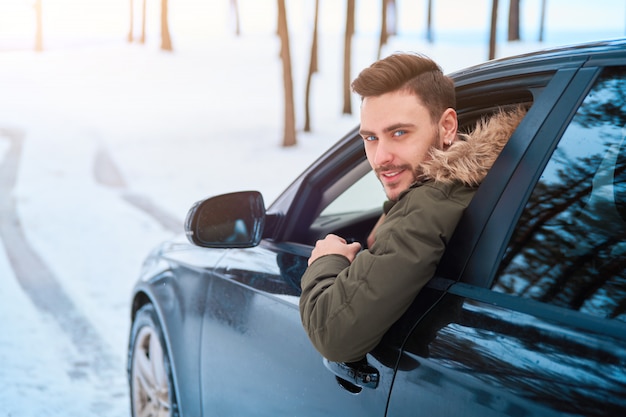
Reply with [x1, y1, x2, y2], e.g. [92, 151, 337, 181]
[323, 358, 379, 391]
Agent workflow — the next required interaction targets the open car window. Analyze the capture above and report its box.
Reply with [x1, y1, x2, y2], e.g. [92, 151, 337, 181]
[304, 103, 536, 247]
[308, 162, 385, 247]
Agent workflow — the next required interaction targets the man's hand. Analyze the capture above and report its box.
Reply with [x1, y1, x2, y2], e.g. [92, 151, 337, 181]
[308, 234, 362, 266]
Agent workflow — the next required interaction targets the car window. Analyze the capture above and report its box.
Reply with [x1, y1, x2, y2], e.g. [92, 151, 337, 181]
[494, 66, 626, 323]
[319, 169, 384, 216]
[304, 168, 386, 246]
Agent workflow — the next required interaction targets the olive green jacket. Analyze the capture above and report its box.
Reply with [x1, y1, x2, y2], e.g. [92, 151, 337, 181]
[299, 107, 526, 362]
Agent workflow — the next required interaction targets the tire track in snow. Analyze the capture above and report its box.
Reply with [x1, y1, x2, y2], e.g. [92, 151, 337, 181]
[93, 146, 183, 233]
[0, 128, 118, 378]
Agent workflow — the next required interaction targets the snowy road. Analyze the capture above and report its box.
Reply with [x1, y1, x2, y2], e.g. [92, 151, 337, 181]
[0, 126, 177, 415]
[0, 123, 192, 416]
[0, 141, 125, 414]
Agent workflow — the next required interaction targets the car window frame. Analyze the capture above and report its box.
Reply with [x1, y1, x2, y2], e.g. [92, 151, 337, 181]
[263, 125, 362, 241]
[440, 65, 596, 286]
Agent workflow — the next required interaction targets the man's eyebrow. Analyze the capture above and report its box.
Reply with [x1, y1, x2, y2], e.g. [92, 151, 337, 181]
[359, 123, 416, 137]
[384, 123, 415, 132]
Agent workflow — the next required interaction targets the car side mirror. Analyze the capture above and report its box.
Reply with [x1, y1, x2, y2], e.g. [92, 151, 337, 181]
[185, 191, 266, 248]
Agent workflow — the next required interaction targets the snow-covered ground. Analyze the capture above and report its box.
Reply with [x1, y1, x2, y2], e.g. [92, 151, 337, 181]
[0, 0, 624, 415]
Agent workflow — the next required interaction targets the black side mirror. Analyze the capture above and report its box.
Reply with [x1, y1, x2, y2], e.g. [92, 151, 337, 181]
[185, 191, 265, 248]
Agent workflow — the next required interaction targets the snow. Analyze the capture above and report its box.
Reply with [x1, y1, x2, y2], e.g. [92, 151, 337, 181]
[0, 0, 624, 415]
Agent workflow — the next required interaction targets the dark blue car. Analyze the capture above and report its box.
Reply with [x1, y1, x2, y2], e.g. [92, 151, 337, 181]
[127, 39, 626, 416]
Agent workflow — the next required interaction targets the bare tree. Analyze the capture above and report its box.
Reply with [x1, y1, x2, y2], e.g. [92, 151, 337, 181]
[538, 0, 547, 42]
[489, 0, 499, 60]
[426, 0, 434, 43]
[304, 0, 320, 132]
[378, 0, 388, 59]
[508, 0, 520, 41]
[128, 0, 146, 44]
[161, 0, 172, 51]
[127, 0, 170, 49]
[141, 0, 146, 43]
[127, 0, 134, 42]
[34, 0, 43, 52]
[277, 0, 297, 146]
[377, 0, 397, 59]
[230, 0, 241, 36]
[343, 0, 356, 115]
[388, 0, 397, 35]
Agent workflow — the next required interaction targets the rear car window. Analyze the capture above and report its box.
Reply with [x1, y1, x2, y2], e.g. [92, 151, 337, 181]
[494, 66, 626, 323]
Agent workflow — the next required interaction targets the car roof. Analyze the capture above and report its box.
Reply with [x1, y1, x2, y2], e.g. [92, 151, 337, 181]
[448, 37, 626, 85]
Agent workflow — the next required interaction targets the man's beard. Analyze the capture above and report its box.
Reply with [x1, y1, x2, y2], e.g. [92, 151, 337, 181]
[375, 164, 411, 201]
[375, 157, 432, 200]
[376, 132, 440, 201]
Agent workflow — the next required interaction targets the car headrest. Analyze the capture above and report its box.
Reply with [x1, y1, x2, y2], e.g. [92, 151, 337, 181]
[585, 133, 626, 232]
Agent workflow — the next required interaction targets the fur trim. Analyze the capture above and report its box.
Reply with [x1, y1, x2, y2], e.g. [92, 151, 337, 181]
[420, 105, 527, 186]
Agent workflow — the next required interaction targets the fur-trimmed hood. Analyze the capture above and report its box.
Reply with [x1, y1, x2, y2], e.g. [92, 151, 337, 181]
[420, 106, 527, 186]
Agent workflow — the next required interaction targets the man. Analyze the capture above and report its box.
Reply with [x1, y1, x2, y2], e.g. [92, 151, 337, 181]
[299, 52, 525, 363]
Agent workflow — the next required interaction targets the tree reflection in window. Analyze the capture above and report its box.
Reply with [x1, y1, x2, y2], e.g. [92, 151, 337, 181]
[495, 66, 626, 323]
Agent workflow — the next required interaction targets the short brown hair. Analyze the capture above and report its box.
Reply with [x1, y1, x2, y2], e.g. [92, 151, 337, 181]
[351, 53, 456, 122]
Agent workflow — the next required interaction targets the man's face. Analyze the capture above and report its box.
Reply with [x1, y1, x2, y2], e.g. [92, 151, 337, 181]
[359, 90, 445, 201]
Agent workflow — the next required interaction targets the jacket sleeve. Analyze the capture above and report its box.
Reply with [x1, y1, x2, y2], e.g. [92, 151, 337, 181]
[299, 182, 472, 363]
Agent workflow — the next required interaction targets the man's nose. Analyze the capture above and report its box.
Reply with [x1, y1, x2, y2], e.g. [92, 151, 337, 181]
[374, 139, 393, 166]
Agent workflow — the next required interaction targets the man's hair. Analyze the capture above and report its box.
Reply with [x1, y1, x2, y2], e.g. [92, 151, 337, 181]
[351, 53, 456, 123]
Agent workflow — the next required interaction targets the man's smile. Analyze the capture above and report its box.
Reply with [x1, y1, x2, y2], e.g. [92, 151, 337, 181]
[377, 165, 411, 183]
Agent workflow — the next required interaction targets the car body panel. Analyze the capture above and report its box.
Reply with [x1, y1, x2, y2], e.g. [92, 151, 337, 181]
[132, 240, 231, 416]
[195, 244, 391, 415]
[387, 285, 626, 416]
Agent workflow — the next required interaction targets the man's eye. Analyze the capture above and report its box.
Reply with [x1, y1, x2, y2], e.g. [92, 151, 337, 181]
[363, 135, 378, 142]
[393, 130, 406, 137]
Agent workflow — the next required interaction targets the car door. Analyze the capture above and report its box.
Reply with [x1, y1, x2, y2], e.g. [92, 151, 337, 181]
[386, 62, 626, 415]
[199, 243, 395, 415]
[198, 142, 394, 415]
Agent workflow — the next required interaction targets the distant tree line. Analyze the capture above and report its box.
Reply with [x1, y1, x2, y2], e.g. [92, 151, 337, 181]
[268, 0, 549, 146]
[23, 0, 615, 147]
[127, 0, 172, 51]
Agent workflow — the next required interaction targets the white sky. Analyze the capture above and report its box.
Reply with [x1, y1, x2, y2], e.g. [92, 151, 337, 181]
[0, 0, 624, 47]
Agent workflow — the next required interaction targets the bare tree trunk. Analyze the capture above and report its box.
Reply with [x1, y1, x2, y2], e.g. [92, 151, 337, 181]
[34, 0, 43, 52]
[161, 0, 173, 51]
[426, 0, 434, 43]
[140, 0, 146, 43]
[277, 0, 297, 147]
[507, 0, 520, 41]
[230, 0, 241, 36]
[377, 0, 388, 59]
[489, 0, 499, 60]
[377, 0, 398, 59]
[304, 0, 320, 133]
[538, 0, 547, 42]
[343, 0, 355, 115]
[127, 0, 134, 42]
[388, 0, 397, 35]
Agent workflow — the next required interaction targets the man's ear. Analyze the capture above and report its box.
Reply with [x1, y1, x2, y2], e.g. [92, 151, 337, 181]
[439, 108, 458, 145]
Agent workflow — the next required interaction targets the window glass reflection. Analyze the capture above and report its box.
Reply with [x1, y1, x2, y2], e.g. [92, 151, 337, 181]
[495, 67, 626, 323]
